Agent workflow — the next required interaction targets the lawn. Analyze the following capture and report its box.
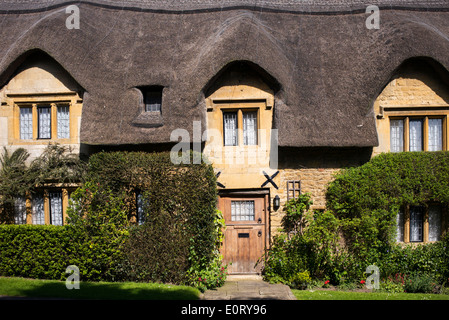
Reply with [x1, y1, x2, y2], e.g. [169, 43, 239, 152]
[0, 277, 201, 300]
[292, 289, 449, 300]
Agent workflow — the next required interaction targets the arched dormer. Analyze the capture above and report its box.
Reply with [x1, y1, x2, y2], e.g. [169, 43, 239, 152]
[0, 50, 83, 160]
[373, 57, 449, 156]
[203, 61, 279, 189]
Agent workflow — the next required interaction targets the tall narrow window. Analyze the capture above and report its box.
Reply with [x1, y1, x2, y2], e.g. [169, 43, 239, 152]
[20, 107, 33, 140]
[410, 206, 423, 242]
[428, 205, 442, 242]
[287, 180, 301, 201]
[136, 192, 147, 225]
[409, 119, 423, 151]
[396, 210, 404, 242]
[223, 112, 238, 146]
[144, 89, 162, 112]
[14, 197, 27, 225]
[243, 111, 257, 145]
[231, 200, 255, 221]
[428, 119, 443, 152]
[57, 105, 70, 139]
[390, 119, 404, 152]
[32, 193, 45, 225]
[49, 192, 63, 226]
[38, 106, 51, 139]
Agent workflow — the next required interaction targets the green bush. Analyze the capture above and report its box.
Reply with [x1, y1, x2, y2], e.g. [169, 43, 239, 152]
[326, 152, 449, 277]
[0, 151, 224, 289]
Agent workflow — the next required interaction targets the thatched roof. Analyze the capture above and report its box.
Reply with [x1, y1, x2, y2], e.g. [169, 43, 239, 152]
[0, 1, 449, 147]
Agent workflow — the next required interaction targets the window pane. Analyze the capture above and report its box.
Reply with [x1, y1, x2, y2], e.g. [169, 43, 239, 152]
[410, 206, 423, 242]
[231, 200, 255, 221]
[49, 192, 63, 226]
[428, 119, 443, 152]
[243, 111, 257, 145]
[429, 205, 442, 242]
[223, 112, 238, 146]
[38, 106, 51, 139]
[32, 193, 45, 225]
[390, 119, 404, 152]
[144, 91, 162, 112]
[396, 210, 404, 242]
[57, 105, 70, 139]
[20, 107, 33, 140]
[14, 197, 27, 225]
[409, 119, 423, 151]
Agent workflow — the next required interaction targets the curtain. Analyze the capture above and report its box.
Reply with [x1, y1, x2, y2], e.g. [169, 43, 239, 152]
[428, 119, 443, 151]
[429, 205, 442, 242]
[38, 106, 51, 139]
[223, 112, 238, 146]
[49, 192, 63, 226]
[32, 193, 45, 225]
[231, 200, 255, 221]
[20, 107, 33, 140]
[390, 119, 404, 152]
[243, 112, 257, 145]
[57, 105, 70, 139]
[409, 119, 423, 151]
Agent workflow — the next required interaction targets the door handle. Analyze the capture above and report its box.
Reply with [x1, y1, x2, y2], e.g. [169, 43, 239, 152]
[258, 218, 262, 224]
[258, 230, 262, 237]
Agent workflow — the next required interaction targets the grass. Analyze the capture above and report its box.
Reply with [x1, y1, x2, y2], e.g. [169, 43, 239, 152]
[0, 276, 201, 300]
[292, 289, 449, 300]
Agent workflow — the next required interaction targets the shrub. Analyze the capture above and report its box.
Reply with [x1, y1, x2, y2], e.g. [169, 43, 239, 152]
[326, 152, 449, 277]
[75, 151, 223, 287]
[403, 272, 439, 294]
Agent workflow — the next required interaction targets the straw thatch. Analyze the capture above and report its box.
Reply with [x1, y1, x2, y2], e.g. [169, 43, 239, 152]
[0, 1, 448, 147]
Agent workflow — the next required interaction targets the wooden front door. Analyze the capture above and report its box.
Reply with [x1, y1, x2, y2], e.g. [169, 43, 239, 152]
[219, 194, 268, 274]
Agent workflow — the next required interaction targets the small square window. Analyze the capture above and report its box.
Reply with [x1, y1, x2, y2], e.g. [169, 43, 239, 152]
[287, 180, 301, 201]
[143, 88, 162, 113]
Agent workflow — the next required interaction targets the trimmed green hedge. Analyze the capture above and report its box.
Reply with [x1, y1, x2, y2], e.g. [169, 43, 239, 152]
[0, 225, 123, 281]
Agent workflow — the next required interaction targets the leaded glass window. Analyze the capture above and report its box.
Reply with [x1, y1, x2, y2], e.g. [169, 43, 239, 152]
[243, 111, 257, 145]
[429, 205, 442, 242]
[410, 206, 423, 242]
[390, 119, 404, 152]
[49, 192, 63, 226]
[32, 193, 45, 225]
[223, 112, 238, 146]
[428, 119, 443, 152]
[409, 119, 423, 152]
[38, 106, 51, 139]
[231, 200, 255, 221]
[20, 107, 33, 140]
[14, 197, 27, 225]
[57, 105, 70, 139]
[396, 210, 404, 242]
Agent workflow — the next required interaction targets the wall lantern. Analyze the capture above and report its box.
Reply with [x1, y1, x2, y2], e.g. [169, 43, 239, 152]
[273, 195, 280, 211]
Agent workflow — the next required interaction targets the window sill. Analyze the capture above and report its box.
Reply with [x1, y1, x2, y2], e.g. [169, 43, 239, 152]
[132, 111, 163, 128]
